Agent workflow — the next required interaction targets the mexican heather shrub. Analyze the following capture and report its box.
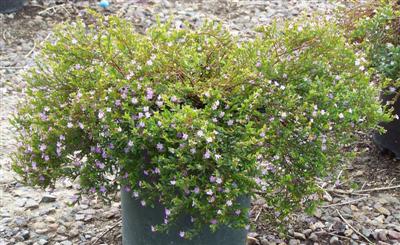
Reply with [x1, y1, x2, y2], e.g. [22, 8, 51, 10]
[12, 13, 388, 238]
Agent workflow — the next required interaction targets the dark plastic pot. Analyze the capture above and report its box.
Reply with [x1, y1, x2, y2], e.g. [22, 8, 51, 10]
[121, 190, 250, 245]
[373, 92, 400, 159]
[0, 0, 26, 13]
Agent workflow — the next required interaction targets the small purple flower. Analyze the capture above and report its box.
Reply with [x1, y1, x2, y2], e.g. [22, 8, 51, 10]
[227, 120, 234, 126]
[206, 189, 213, 196]
[31, 162, 37, 169]
[171, 96, 178, 103]
[39, 175, 45, 181]
[156, 143, 164, 152]
[235, 210, 241, 215]
[39, 144, 47, 152]
[43, 155, 50, 161]
[210, 219, 218, 225]
[256, 61, 261, 67]
[146, 88, 154, 100]
[182, 133, 188, 140]
[75, 64, 81, 70]
[100, 186, 106, 193]
[124, 186, 131, 192]
[204, 150, 211, 159]
[209, 176, 216, 183]
[95, 160, 105, 169]
[60, 135, 65, 141]
[193, 187, 200, 194]
[78, 122, 84, 129]
[154, 168, 160, 174]
[165, 208, 171, 217]
[115, 100, 121, 106]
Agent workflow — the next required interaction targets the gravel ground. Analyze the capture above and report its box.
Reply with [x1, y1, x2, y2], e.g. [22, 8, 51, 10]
[0, 1, 399, 245]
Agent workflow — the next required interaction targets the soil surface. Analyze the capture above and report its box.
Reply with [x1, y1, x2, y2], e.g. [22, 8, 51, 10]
[1, 1, 399, 245]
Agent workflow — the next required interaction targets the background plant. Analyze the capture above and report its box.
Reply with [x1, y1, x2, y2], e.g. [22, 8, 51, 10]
[12, 12, 389, 238]
[343, 0, 399, 94]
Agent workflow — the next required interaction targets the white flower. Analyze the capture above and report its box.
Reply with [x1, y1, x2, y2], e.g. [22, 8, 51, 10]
[339, 113, 344, 119]
[215, 154, 221, 160]
[226, 200, 233, 206]
[170, 180, 176, 185]
[146, 60, 153, 66]
[206, 189, 213, 195]
[182, 133, 188, 140]
[216, 177, 222, 184]
[67, 122, 73, 128]
[98, 110, 105, 119]
[206, 137, 213, 143]
[197, 130, 204, 137]
[227, 120, 234, 126]
[179, 231, 185, 238]
[131, 97, 138, 104]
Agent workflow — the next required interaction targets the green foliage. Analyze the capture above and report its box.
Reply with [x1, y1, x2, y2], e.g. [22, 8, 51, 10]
[12, 12, 388, 238]
[349, 0, 400, 87]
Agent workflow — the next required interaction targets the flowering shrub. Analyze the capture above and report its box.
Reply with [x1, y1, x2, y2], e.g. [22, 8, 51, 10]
[346, 0, 399, 88]
[12, 13, 388, 238]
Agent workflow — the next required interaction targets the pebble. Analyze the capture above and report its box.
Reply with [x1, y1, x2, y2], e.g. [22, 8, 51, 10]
[309, 232, 318, 241]
[388, 230, 400, 240]
[329, 236, 340, 245]
[376, 206, 391, 216]
[40, 194, 57, 203]
[293, 232, 306, 240]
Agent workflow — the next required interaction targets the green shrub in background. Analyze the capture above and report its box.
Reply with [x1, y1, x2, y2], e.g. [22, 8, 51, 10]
[12, 12, 389, 238]
[347, 0, 399, 87]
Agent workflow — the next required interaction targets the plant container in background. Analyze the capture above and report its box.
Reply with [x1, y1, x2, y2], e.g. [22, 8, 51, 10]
[0, 0, 26, 13]
[121, 190, 250, 245]
[374, 92, 400, 159]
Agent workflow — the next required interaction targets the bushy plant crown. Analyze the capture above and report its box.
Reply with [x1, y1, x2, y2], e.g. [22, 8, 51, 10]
[12, 13, 388, 238]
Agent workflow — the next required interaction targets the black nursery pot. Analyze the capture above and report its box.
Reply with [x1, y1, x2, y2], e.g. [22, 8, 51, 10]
[0, 0, 26, 13]
[373, 92, 400, 159]
[121, 190, 250, 245]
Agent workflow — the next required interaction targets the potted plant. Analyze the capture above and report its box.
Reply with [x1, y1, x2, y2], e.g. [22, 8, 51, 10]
[345, 0, 400, 158]
[11, 12, 388, 244]
[0, 0, 26, 13]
